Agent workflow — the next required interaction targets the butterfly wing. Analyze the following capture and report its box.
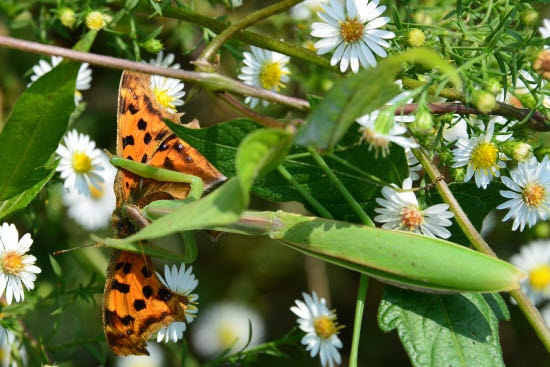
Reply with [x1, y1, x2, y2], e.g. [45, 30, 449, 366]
[103, 250, 189, 356]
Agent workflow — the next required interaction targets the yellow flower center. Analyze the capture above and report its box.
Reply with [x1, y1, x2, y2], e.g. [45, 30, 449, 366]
[1, 251, 24, 275]
[153, 88, 176, 111]
[470, 142, 499, 170]
[260, 62, 287, 91]
[71, 152, 92, 173]
[401, 206, 423, 231]
[313, 315, 338, 339]
[523, 183, 545, 208]
[340, 17, 365, 44]
[217, 322, 238, 349]
[86, 11, 106, 31]
[528, 264, 550, 290]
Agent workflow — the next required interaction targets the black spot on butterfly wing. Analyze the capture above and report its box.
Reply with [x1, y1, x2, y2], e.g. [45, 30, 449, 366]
[174, 142, 184, 152]
[158, 288, 172, 301]
[122, 136, 135, 148]
[126, 156, 134, 161]
[112, 280, 130, 294]
[115, 262, 124, 271]
[137, 119, 147, 131]
[120, 315, 135, 326]
[141, 154, 148, 163]
[163, 157, 175, 170]
[141, 266, 152, 278]
[158, 143, 169, 151]
[142, 286, 153, 299]
[144, 133, 152, 145]
[134, 299, 146, 311]
[122, 263, 132, 274]
[138, 311, 170, 336]
[127, 104, 139, 115]
[155, 131, 168, 141]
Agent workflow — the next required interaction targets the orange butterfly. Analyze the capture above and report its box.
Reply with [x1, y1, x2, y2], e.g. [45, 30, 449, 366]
[103, 70, 225, 356]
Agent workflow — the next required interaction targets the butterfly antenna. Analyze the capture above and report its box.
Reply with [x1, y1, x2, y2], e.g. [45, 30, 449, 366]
[53, 243, 103, 256]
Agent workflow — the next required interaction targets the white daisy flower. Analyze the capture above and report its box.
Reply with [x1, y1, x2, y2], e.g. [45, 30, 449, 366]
[28, 56, 92, 104]
[405, 148, 422, 181]
[55, 130, 105, 197]
[442, 115, 469, 142]
[146, 51, 186, 112]
[237, 46, 290, 108]
[451, 121, 506, 189]
[290, 291, 343, 367]
[0, 327, 27, 367]
[115, 342, 164, 367]
[311, 0, 395, 73]
[374, 177, 454, 238]
[539, 19, 550, 39]
[62, 155, 117, 231]
[356, 86, 418, 157]
[290, 0, 327, 21]
[0, 223, 41, 305]
[509, 240, 550, 305]
[156, 264, 199, 343]
[192, 302, 265, 358]
[496, 156, 550, 231]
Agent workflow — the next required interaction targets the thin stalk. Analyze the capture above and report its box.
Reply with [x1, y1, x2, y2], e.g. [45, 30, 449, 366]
[327, 153, 389, 188]
[218, 92, 288, 129]
[307, 147, 375, 226]
[199, 0, 303, 62]
[0, 35, 309, 111]
[412, 147, 550, 353]
[277, 165, 333, 219]
[349, 275, 369, 367]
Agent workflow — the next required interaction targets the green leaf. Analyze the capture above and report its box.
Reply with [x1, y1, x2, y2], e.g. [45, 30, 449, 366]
[0, 161, 57, 221]
[378, 288, 509, 367]
[171, 119, 408, 222]
[49, 255, 62, 277]
[296, 48, 461, 150]
[0, 62, 80, 201]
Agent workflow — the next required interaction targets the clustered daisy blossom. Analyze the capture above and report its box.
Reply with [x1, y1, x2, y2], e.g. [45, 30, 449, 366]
[146, 51, 186, 112]
[311, 0, 395, 73]
[497, 156, 550, 232]
[291, 291, 343, 367]
[56, 129, 105, 197]
[192, 302, 265, 357]
[0, 223, 41, 305]
[156, 264, 199, 343]
[451, 121, 506, 189]
[238, 46, 290, 108]
[356, 82, 418, 157]
[509, 240, 550, 305]
[28, 56, 92, 104]
[374, 177, 455, 239]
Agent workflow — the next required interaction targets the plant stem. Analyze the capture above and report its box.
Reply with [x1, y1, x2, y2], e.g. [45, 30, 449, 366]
[218, 92, 288, 129]
[0, 35, 309, 111]
[350, 274, 369, 367]
[307, 147, 375, 226]
[412, 147, 550, 353]
[199, 0, 303, 63]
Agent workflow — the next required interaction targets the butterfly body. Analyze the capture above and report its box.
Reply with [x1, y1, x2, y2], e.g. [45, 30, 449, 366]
[103, 70, 225, 356]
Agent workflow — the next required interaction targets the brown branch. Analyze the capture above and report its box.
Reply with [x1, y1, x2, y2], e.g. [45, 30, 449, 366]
[218, 93, 291, 130]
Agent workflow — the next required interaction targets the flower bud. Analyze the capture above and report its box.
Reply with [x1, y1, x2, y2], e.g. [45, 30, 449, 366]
[86, 11, 106, 31]
[451, 166, 466, 182]
[501, 141, 533, 162]
[533, 222, 550, 238]
[485, 78, 501, 95]
[438, 149, 453, 164]
[521, 9, 539, 27]
[533, 49, 550, 81]
[58, 7, 76, 29]
[374, 110, 395, 135]
[406, 29, 426, 47]
[142, 38, 164, 54]
[411, 108, 433, 134]
[441, 113, 454, 125]
[473, 90, 496, 113]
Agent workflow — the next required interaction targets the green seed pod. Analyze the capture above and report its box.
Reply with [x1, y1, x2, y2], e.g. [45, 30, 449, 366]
[485, 78, 502, 95]
[58, 7, 76, 29]
[143, 38, 164, 54]
[412, 108, 433, 134]
[521, 8, 539, 27]
[501, 141, 533, 162]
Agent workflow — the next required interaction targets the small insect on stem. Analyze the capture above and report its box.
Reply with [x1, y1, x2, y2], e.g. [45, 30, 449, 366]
[124, 204, 150, 229]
